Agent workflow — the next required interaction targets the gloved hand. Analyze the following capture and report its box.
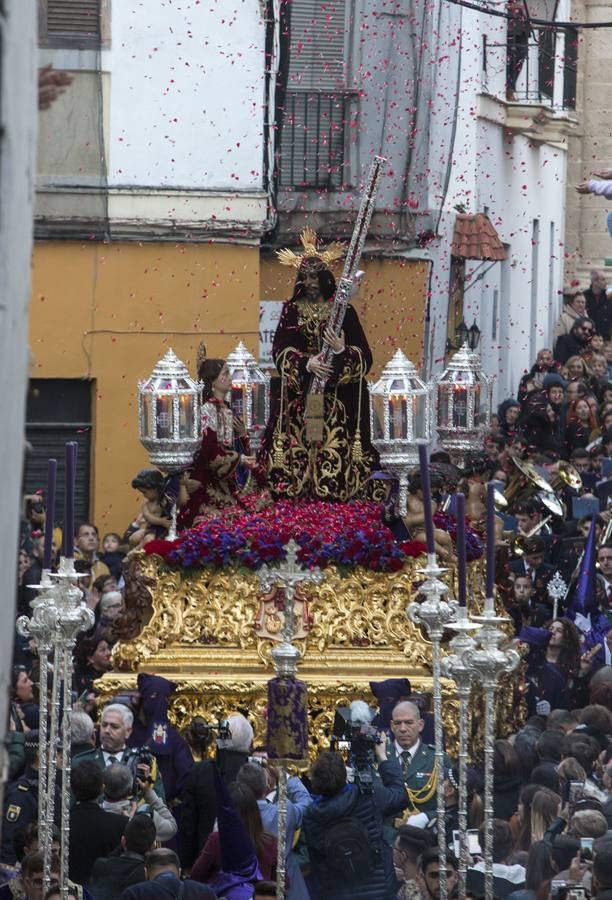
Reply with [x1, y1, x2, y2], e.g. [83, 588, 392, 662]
[406, 812, 428, 828]
[535, 698, 551, 716]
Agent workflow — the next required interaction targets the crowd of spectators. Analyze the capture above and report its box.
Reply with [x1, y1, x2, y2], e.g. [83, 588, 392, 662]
[5, 270, 612, 898]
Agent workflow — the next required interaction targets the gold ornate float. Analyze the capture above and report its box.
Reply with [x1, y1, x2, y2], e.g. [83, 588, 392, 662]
[98, 553, 526, 758]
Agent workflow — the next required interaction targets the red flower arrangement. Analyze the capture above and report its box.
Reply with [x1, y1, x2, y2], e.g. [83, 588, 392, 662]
[143, 495, 483, 574]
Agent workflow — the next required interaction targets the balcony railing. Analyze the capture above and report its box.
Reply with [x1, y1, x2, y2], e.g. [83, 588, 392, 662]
[279, 90, 355, 191]
[482, 28, 577, 110]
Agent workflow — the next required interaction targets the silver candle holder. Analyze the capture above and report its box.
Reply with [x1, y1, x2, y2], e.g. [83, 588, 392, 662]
[258, 540, 323, 900]
[440, 607, 481, 899]
[462, 597, 519, 900]
[407, 552, 458, 900]
[17, 557, 94, 897]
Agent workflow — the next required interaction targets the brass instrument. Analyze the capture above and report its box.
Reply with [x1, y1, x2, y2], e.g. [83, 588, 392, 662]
[494, 490, 508, 511]
[537, 491, 564, 519]
[550, 461, 583, 493]
[510, 516, 553, 556]
[504, 457, 554, 510]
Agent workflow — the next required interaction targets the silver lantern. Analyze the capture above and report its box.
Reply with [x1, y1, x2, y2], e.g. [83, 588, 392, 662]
[138, 348, 202, 470]
[369, 349, 431, 515]
[434, 343, 493, 465]
[226, 340, 270, 453]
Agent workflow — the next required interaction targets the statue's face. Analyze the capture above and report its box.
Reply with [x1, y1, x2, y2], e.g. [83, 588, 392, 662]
[300, 261, 323, 301]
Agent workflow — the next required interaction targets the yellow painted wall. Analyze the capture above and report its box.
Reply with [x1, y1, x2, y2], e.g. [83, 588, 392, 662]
[30, 244, 427, 534]
[30, 242, 261, 533]
[260, 255, 428, 379]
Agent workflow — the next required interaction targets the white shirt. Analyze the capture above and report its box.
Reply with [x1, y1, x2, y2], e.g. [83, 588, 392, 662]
[395, 738, 420, 764]
[102, 748, 128, 766]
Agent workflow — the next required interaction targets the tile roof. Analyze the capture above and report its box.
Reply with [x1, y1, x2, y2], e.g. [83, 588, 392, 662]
[451, 213, 508, 261]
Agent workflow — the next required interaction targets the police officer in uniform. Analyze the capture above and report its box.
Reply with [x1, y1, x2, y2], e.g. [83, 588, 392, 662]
[1, 731, 60, 864]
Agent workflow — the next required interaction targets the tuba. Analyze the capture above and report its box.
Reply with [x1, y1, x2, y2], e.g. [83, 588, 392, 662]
[504, 457, 554, 511]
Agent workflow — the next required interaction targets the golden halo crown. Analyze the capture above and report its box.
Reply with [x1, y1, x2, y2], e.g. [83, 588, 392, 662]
[276, 228, 345, 270]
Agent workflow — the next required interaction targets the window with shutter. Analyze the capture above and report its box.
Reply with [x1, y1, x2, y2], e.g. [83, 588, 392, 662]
[39, 0, 101, 49]
[279, 0, 353, 190]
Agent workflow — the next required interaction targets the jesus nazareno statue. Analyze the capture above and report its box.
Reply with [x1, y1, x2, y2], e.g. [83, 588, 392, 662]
[261, 229, 379, 502]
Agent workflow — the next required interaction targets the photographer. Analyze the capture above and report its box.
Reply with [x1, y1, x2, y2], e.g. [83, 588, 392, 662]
[74, 703, 165, 801]
[302, 743, 407, 900]
[101, 763, 177, 842]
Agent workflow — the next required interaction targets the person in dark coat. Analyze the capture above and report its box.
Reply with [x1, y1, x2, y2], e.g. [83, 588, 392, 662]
[129, 674, 194, 808]
[69, 759, 126, 886]
[1, 732, 60, 865]
[553, 317, 595, 364]
[584, 269, 611, 340]
[120, 849, 217, 899]
[88, 813, 157, 900]
[302, 747, 408, 900]
[492, 740, 523, 821]
[179, 719, 217, 871]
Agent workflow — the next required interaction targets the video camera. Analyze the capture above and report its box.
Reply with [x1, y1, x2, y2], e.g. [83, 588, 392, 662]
[331, 702, 381, 794]
[190, 717, 232, 748]
[132, 747, 155, 795]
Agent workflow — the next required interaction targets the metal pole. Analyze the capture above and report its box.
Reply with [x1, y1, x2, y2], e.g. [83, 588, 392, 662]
[276, 766, 288, 900]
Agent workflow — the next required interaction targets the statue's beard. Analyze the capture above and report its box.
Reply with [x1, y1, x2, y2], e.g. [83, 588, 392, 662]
[305, 284, 322, 302]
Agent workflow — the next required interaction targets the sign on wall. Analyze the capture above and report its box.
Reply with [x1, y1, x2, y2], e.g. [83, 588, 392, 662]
[259, 300, 283, 369]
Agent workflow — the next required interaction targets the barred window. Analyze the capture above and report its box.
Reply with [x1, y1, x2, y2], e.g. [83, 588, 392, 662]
[279, 0, 353, 191]
[39, 0, 101, 49]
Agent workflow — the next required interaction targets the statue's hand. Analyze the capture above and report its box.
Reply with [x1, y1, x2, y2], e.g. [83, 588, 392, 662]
[323, 325, 345, 354]
[307, 354, 334, 380]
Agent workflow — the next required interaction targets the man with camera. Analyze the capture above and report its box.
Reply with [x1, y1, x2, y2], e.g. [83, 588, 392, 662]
[302, 741, 408, 900]
[73, 702, 164, 800]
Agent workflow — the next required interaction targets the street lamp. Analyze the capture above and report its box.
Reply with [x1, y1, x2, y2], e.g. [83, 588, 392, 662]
[450, 319, 481, 353]
[369, 349, 432, 515]
[434, 344, 493, 465]
[226, 341, 271, 454]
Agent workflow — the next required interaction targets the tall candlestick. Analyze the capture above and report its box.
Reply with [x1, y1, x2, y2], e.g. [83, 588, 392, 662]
[42, 459, 57, 571]
[63, 443, 77, 558]
[417, 442, 436, 555]
[456, 491, 467, 607]
[485, 482, 496, 599]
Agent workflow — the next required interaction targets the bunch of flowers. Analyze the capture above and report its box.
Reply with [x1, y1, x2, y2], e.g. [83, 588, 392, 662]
[144, 496, 484, 574]
[145, 498, 408, 572]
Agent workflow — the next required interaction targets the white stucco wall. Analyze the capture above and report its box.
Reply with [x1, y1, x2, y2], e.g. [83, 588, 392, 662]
[427, 3, 569, 405]
[102, 1, 266, 191]
[0, 0, 38, 790]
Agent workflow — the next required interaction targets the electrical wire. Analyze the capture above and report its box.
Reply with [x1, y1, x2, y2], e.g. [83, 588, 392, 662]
[444, 0, 612, 29]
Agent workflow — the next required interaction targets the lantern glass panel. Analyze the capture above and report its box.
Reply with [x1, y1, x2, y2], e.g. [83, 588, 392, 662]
[142, 394, 154, 438]
[388, 394, 408, 440]
[230, 385, 247, 422]
[452, 386, 469, 428]
[252, 383, 267, 428]
[371, 394, 386, 441]
[156, 394, 173, 439]
[178, 394, 194, 439]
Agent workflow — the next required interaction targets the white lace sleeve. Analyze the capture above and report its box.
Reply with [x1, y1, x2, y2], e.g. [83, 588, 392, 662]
[201, 401, 218, 433]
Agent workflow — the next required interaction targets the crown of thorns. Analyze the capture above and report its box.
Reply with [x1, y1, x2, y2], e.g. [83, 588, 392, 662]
[276, 228, 345, 270]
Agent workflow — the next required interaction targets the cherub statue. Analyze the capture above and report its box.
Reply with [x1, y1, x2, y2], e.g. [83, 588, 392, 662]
[404, 470, 454, 560]
[128, 469, 186, 549]
[460, 451, 490, 525]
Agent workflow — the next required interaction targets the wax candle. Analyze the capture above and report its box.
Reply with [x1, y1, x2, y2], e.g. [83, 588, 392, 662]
[417, 442, 436, 555]
[42, 458, 57, 570]
[486, 481, 496, 598]
[63, 442, 77, 558]
[456, 491, 467, 607]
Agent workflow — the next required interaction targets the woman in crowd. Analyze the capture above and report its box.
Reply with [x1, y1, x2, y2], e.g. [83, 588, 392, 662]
[565, 397, 598, 454]
[191, 782, 277, 883]
[493, 740, 523, 821]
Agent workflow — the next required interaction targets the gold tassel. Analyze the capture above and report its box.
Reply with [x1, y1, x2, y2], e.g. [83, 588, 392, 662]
[352, 430, 364, 463]
[272, 431, 286, 469]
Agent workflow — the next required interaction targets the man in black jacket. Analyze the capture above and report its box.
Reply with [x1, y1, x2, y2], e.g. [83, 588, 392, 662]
[554, 317, 596, 364]
[68, 759, 126, 886]
[120, 849, 217, 899]
[88, 813, 156, 900]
